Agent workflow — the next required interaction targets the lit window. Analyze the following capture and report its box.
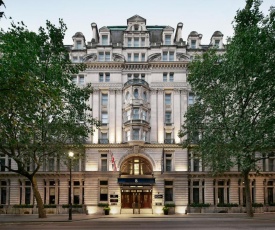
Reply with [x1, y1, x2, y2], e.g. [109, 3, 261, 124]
[165, 35, 171, 45]
[102, 35, 108, 45]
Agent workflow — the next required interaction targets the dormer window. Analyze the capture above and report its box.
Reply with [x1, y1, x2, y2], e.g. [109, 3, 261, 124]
[76, 41, 82, 49]
[165, 35, 171, 45]
[191, 40, 196, 49]
[102, 35, 108, 45]
[214, 39, 220, 48]
[134, 24, 139, 31]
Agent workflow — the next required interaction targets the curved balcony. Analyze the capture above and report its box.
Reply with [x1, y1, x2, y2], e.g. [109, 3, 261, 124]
[124, 79, 149, 89]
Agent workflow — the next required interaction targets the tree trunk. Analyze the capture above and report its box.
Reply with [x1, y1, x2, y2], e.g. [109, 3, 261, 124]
[243, 171, 253, 217]
[31, 176, 47, 218]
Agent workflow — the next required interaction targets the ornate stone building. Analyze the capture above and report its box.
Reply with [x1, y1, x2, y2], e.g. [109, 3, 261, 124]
[1, 15, 274, 215]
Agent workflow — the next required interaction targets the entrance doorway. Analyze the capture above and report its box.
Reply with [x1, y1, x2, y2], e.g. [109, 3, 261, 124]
[121, 189, 152, 209]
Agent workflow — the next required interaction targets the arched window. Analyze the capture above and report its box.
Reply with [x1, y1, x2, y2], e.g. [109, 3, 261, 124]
[120, 156, 153, 175]
[134, 89, 139, 99]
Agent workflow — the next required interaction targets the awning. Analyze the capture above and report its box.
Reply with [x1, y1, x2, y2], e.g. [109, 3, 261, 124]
[118, 178, 155, 185]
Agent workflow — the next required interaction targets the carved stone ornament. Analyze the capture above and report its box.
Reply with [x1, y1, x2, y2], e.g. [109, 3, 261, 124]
[113, 53, 125, 62]
[148, 53, 161, 62]
[176, 52, 190, 61]
[82, 53, 97, 62]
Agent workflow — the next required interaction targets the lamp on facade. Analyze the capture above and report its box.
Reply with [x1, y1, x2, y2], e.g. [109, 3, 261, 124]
[68, 151, 74, 221]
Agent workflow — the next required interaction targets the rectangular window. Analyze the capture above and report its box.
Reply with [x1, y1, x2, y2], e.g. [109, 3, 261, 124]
[128, 38, 132, 47]
[102, 35, 108, 45]
[165, 154, 172, 172]
[99, 52, 104, 61]
[165, 111, 171, 123]
[102, 94, 108, 106]
[165, 94, 171, 105]
[163, 52, 168, 61]
[76, 41, 82, 49]
[134, 38, 139, 47]
[169, 52, 174, 61]
[169, 73, 174, 82]
[99, 73, 104, 82]
[105, 52, 110, 61]
[79, 75, 84, 85]
[188, 93, 194, 105]
[163, 73, 167, 82]
[105, 73, 110, 82]
[100, 181, 108, 201]
[133, 129, 139, 140]
[165, 181, 173, 202]
[191, 40, 196, 49]
[141, 53, 145, 62]
[215, 39, 219, 48]
[134, 53, 139, 62]
[127, 53, 132, 62]
[101, 154, 108, 172]
[165, 35, 171, 45]
[141, 37, 145, 47]
[101, 112, 108, 124]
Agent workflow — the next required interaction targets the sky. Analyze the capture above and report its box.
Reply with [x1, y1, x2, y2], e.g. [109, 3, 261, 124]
[0, 0, 274, 45]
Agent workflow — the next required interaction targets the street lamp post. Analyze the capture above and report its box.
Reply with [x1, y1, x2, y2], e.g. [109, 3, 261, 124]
[68, 151, 74, 221]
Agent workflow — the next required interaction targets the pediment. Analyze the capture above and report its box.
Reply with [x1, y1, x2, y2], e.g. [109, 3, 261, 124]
[127, 15, 146, 24]
[99, 26, 110, 32]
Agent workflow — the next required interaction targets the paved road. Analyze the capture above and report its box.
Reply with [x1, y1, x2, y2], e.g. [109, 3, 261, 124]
[1, 215, 275, 230]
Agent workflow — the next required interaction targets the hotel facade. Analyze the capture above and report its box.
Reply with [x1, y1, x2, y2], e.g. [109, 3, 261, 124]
[1, 15, 275, 214]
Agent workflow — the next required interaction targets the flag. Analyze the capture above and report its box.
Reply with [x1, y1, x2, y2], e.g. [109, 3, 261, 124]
[161, 147, 164, 174]
[110, 150, 117, 171]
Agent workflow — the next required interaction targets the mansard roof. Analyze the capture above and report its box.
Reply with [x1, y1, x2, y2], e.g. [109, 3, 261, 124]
[127, 15, 146, 24]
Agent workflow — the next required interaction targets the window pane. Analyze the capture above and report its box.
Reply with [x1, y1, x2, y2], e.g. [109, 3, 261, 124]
[102, 35, 108, 45]
[165, 188, 173, 201]
[134, 38, 139, 47]
[165, 35, 171, 45]
[169, 52, 174, 61]
[163, 52, 168, 61]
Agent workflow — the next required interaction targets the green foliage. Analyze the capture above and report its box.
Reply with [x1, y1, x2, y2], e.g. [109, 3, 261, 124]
[0, 19, 99, 176]
[13, 204, 34, 208]
[252, 203, 263, 207]
[98, 203, 109, 207]
[217, 203, 239, 207]
[179, 0, 275, 217]
[164, 203, 175, 207]
[189, 203, 211, 208]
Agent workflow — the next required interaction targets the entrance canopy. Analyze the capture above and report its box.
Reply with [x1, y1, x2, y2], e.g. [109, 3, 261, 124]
[118, 178, 155, 186]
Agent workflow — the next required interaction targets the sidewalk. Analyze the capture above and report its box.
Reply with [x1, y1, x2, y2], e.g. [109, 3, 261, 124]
[0, 213, 274, 223]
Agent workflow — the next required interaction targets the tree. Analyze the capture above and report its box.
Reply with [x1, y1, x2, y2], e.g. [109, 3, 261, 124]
[0, 20, 99, 218]
[179, 0, 275, 217]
